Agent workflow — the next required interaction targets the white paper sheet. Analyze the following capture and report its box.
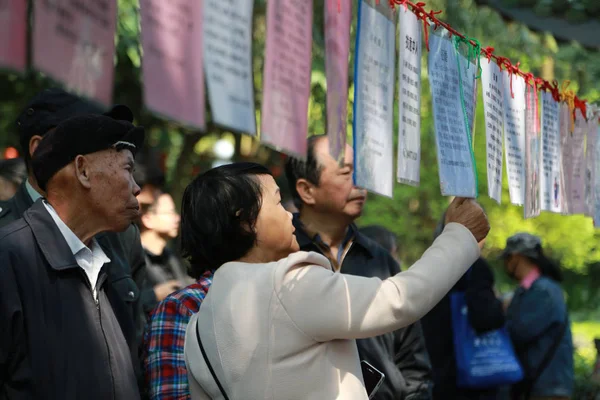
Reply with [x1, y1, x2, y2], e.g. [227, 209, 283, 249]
[428, 32, 477, 197]
[352, 0, 395, 197]
[396, 7, 421, 187]
[540, 92, 562, 213]
[502, 71, 526, 205]
[480, 59, 504, 203]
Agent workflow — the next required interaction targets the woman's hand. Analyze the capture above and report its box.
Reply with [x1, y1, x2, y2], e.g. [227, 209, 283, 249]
[445, 197, 490, 243]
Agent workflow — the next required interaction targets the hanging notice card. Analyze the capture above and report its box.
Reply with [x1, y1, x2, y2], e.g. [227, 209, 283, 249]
[524, 85, 541, 219]
[502, 72, 526, 206]
[480, 59, 504, 203]
[204, 0, 256, 134]
[569, 110, 586, 214]
[261, 0, 313, 157]
[325, 0, 351, 162]
[428, 32, 477, 197]
[353, 0, 395, 197]
[141, 0, 205, 128]
[585, 118, 597, 217]
[540, 92, 562, 213]
[33, 0, 117, 105]
[0, 0, 26, 72]
[396, 7, 421, 186]
[559, 103, 572, 214]
[593, 122, 600, 226]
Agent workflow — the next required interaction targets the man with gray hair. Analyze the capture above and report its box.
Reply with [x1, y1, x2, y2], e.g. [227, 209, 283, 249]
[0, 110, 144, 399]
[285, 135, 433, 399]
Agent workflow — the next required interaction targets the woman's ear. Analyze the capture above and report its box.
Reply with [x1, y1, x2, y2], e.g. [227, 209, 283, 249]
[74, 155, 92, 189]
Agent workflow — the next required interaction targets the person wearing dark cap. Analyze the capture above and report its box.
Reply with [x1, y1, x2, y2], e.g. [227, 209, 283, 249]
[0, 111, 145, 399]
[0, 158, 26, 201]
[501, 233, 574, 400]
[0, 88, 151, 386]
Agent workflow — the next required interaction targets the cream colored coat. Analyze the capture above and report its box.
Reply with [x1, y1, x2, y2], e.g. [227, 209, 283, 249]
[184, 223, 480, 399]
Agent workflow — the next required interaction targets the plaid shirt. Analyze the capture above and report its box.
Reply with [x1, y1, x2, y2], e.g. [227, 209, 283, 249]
[143, 270, 214, 400]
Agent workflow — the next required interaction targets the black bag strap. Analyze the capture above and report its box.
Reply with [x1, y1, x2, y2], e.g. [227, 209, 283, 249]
[195, 322, 230, 400]
[522, 312, 569, 399]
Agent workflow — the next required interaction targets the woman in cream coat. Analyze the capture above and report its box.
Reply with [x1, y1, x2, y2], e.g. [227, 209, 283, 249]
[182, 162, 489, 400]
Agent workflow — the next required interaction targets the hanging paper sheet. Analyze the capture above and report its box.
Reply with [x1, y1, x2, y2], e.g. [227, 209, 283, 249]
[593, 122, 600, 227]
[0, 0, 26, 72]
[141, 0, 205, 129]
[540, 92, 562, 213]
[569, 110, 586, 214]
[428, 32, 477, 198]
[480, 59, 504, 203]
[524, 84, 541, 219]
[559, 103, 572, 214]
[261, 0, 313, 157]
[585, 118, 597, 217]
[396, 7, 422, 187]
[352, 0, 395, 197]
[456, 47, 477, 139]
[33, 0, 117, 105]
[204, 0, 256, 134]
[502, 72, 526, 206]
[325, 0, 351, 162]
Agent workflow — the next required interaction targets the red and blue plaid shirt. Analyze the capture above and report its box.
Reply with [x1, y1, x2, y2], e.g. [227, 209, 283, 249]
[142, 270, 214, 400]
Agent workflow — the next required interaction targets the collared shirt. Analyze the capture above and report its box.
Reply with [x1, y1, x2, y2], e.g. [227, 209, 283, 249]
[42, 201, 111, 300]
[521, 267, 541, 290]
[143, 270, 214, 400]
[296, 216, 355, 270]
[26, 179, 42, 203]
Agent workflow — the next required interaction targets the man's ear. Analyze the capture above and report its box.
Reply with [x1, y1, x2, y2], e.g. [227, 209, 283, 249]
[28, 135, 43, 158]
[296, 178, 317, 206]
[74, 155, 92, 189]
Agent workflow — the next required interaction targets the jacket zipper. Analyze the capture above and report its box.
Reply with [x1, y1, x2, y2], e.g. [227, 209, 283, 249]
[81, 270, 116, 400]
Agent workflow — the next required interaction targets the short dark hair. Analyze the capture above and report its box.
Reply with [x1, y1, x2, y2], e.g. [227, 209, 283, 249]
[359, 225, 398, 254]
[284, 134, 327, 209]
[180, 162, 272, 278]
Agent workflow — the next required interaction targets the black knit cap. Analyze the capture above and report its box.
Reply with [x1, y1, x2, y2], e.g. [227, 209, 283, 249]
[16, 88, 114, 157]
[32, 106, 144, 191]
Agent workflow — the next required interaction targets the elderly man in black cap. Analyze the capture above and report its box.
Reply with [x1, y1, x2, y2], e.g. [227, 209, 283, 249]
[0, 89, 169, 388]
[0, 111, 144, 399]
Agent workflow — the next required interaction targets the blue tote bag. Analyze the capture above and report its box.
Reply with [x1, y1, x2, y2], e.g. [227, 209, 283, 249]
[450, 290, 524, 389]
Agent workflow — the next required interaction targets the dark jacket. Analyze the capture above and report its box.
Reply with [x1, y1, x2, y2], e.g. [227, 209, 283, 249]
[420, 258, 506, 400]
[293, 217, 433, 400]
[0, 200, 140, 399]
[0, 182, 148, 392]
[507, 276, 574, 398]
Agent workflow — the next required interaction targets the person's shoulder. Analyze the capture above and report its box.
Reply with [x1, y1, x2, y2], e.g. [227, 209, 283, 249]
[532, 276, 562, 295]
[281, 251, 332, 270]
[0, 216, 30, 243]
[0, 197, 19, 228]
[153, 280, 212, 317]
[354, 231, 400, 271]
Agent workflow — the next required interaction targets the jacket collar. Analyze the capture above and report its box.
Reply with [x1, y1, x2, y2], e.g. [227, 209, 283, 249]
[23, 199, 80, 271]
[292, 213, 374, 258]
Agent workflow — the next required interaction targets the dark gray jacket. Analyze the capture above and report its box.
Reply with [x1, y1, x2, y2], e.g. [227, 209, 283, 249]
[507, 276, 574, 398]
[293, 217, 433, 400]
[0, 200, 140, 399]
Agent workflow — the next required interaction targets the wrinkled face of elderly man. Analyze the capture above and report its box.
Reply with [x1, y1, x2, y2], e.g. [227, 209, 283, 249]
[67, 147, 141, 232]
[33, 111, 144, 235]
